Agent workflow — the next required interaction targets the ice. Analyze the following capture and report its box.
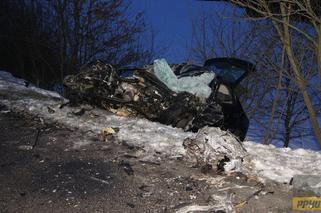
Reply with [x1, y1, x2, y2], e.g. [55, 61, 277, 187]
[153, 59, 215, 98]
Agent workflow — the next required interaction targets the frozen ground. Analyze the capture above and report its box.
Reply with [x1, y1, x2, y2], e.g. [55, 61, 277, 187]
[1, 71, 321, 185]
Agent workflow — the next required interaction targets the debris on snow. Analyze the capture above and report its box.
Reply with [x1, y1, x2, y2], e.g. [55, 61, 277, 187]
[71, 108, 86, 116]
[101, 127, 118, 142]
[118, 160, 134, 176]
[1, 70, 321, 185]
[102, 127, 117, 136]
[17, 145, 34, 151]
[183, 127, 246, 173]
[87, 176, 110, 185]
[175, 193, 235, 213]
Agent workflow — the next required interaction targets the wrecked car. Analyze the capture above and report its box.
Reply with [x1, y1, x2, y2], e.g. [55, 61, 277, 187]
[63, 57, 254, 141]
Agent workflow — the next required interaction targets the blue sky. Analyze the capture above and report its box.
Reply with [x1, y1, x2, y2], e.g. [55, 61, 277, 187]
[129, 0, 228, 63]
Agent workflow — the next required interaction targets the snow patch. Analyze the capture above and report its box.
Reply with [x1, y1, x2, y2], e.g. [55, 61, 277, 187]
[244, 141, 321, 183]
[0, 70, 65, 100]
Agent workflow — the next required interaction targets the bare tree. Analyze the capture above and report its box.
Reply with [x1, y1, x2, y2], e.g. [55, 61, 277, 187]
[262, 37, 315, 147]
[49, 0, 150, 79]
[0, 0, 59, 88]
[0, 0, 153, 89]
[188, 7, 262, 62]
[189, 3, 318, 147]
[205, 0, 321, 147]
[188, 6, 276, 138]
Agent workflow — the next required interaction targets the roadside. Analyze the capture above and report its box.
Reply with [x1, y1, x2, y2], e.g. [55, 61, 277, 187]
[0, 112, 292, 213]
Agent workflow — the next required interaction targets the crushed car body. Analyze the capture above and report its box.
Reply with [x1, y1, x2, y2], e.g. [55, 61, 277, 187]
[63, 58, 254, 141]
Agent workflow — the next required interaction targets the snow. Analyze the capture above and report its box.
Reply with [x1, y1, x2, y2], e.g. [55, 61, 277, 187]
[0, 71, 64, 100]
[1, 70, 321, 184]
[244, 141, 321, 183]
[0, 71, 26, 85]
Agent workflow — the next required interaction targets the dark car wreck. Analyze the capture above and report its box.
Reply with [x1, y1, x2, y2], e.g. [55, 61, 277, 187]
[63, 58, 254, 141]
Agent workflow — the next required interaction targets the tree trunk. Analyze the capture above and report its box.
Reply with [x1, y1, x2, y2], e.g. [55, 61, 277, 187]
[315, 24, 321, 78]
[280, 3, 321, 147]
[263, 47, 285, 144]
[284, 81, 292, 147]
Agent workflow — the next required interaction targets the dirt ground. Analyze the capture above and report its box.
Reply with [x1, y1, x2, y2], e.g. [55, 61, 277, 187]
[0, 112, 293, 213]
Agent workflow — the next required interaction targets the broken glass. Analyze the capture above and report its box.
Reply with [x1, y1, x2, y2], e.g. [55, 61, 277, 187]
[153, 59, 215, 98]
